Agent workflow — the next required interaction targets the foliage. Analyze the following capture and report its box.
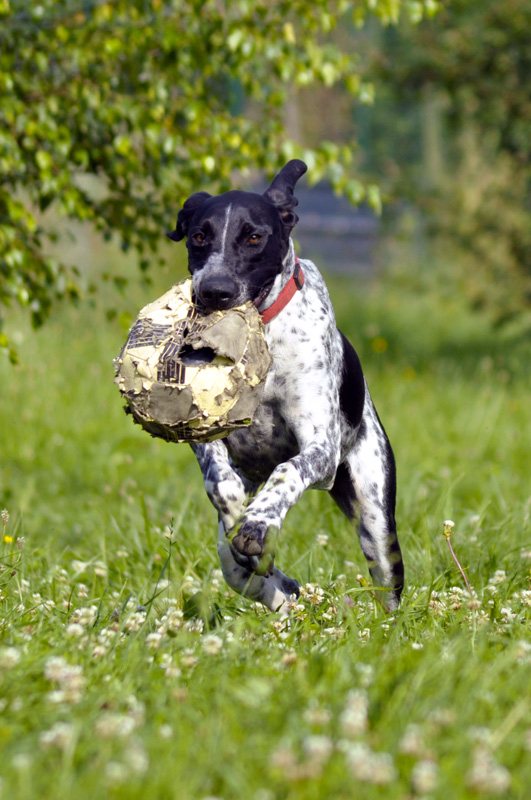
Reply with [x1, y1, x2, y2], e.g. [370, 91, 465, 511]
[365, 0, 531, 324]
[1, 266, 531, 798]
[0, 0, 437, 355]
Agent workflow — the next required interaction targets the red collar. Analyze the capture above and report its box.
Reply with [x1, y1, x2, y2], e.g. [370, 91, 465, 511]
[259, 257, 305, 324]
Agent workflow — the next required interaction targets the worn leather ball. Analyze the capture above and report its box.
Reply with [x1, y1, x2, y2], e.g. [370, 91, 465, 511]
[114, 279, 271, 443]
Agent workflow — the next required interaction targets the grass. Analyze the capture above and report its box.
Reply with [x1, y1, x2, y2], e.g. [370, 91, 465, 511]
[1, 249, 531, 800]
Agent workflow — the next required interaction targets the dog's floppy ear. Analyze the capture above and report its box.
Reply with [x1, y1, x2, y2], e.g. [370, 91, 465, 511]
[166, 191, 212, 242]
[263, 159, 307, 231]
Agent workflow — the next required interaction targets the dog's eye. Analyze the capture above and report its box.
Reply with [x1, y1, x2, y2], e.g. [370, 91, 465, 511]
[192, 233, 205, 244]
[248, 233, 261, 244]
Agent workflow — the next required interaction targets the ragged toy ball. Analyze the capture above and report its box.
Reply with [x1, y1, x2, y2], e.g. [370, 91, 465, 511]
[114, 279, 272, 443]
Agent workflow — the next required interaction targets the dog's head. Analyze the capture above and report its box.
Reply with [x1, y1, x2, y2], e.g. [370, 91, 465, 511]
[167, 160, 307, 310]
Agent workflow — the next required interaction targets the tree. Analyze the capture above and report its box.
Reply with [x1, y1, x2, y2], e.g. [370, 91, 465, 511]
[0, 0, 436, 358]
[365, 0, 531, 324]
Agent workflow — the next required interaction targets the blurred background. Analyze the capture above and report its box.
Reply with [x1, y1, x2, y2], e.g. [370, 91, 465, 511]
[1, 0, 530, 556]
[2, 0, 530, 352]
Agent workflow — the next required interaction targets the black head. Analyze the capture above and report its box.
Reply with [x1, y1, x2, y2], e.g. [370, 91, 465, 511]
[166, 160, 307, 310]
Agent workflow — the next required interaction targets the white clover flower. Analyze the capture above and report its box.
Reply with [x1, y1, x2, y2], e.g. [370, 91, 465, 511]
[44, 656, 84, 703]
[428, 599, 447, 615]
[124, 611, 147, 632]
[322, 604, 339, 621]
[427, 707, 456, 727]
[159, 724, 173, 739]
[340, 690, 369, 737]
[184, 619, 204, 634]
[283, 595, 306, 615]
[316, 534, 329, 547]
[467, 726, 492, 743]
[39, 722, 75, 751]
[181, 575, 201, 595]
[146, 632, 163, 651]
[303, 705, 332, 727]
[518, 590, 531, 607]
[70, 605, 98, 627]
[280, 650, 297, 666]
[202, 634, 223, 655]
[515, 640, 531, 662]
[355, 662, 374, 688]
[95, 713, 137, 739]
[66, 623, 85, 638]
[71, 560, 89, 575]
[124, 738, 149, 775]
[300, 583, 325, 605]
[47, 690, 66, 704]
[270, 744, 298, 778]
[11, 753, 32, 771]
[0, 646, 21, 669]
[443, 519, 455, 535]
[165, 608, 185, 632]
[94, 561, 108, 578]
[98, 627, 117, 645]
[412, 759, 439, 794]
[181, 649, 198, 668]
[105, 761, 129, 785]
[489, 569, 507, 585]
[399, 724, 426, 757]
[302, 734, 333, 763]
[358, 628, 371, 642]
[322, 626, 345, 639]
[341, 742, 397, 784]
[44, 656, 68, 682]
[466, 746, 511, 794]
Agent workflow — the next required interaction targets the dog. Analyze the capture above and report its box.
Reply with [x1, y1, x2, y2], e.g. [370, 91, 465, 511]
[167, 159, 404, 612]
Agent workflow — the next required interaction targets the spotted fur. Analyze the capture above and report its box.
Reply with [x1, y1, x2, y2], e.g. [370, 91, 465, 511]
[168, 160, 404, 612]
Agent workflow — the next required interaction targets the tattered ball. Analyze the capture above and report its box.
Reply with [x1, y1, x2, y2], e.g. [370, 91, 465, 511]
[114, 279, 271, 443]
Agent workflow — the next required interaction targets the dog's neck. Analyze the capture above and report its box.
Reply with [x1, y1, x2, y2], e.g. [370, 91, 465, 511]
[257, 239, 297, 314]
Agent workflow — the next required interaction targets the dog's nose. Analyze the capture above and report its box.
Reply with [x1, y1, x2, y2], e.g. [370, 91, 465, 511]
[197, 277, 240, 310]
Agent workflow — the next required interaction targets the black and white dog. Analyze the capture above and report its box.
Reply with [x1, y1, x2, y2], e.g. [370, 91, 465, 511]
[167, 160, 403, 612]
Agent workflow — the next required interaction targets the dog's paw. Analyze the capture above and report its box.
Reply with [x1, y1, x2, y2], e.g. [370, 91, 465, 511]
[280, 574, 300, 598]
[230, 521, 278, 576]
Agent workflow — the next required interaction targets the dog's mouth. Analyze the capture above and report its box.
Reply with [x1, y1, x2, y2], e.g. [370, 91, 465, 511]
[191, 282, 274, 313]
[253, 280, 274, 309]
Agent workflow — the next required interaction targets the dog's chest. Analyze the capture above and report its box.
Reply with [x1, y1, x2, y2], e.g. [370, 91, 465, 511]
[226, 399, 299, 484]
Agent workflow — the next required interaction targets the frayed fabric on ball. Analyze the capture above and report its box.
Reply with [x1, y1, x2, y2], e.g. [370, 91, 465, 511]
[114, 279, 271, 443]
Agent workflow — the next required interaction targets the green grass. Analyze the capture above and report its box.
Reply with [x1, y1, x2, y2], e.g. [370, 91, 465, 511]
[1, 256, 531, 800]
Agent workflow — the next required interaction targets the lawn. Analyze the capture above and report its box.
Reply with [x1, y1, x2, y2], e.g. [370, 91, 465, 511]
[1, 249, 530, 800]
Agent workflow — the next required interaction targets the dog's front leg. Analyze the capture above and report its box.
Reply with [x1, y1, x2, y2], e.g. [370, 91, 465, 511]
[190, 440, 248, 533]
[217, 521, 301, 612]
[190, 442, 299, 611]
[231, 424, 341, 573]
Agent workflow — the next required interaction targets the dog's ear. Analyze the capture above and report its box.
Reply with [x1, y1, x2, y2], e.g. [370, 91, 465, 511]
[166, 191, 212, 242]
[263, 159, 307, 231]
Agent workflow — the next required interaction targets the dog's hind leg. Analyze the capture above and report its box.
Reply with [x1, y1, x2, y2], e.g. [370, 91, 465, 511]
[190, 443, 300, 611]
[330, 397, 403, 611]
[217, 520, 300, 611]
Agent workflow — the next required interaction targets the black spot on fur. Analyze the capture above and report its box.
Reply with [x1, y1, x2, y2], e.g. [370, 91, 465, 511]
[330, 462, 357, 520]
[338, 332, 365, 430]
